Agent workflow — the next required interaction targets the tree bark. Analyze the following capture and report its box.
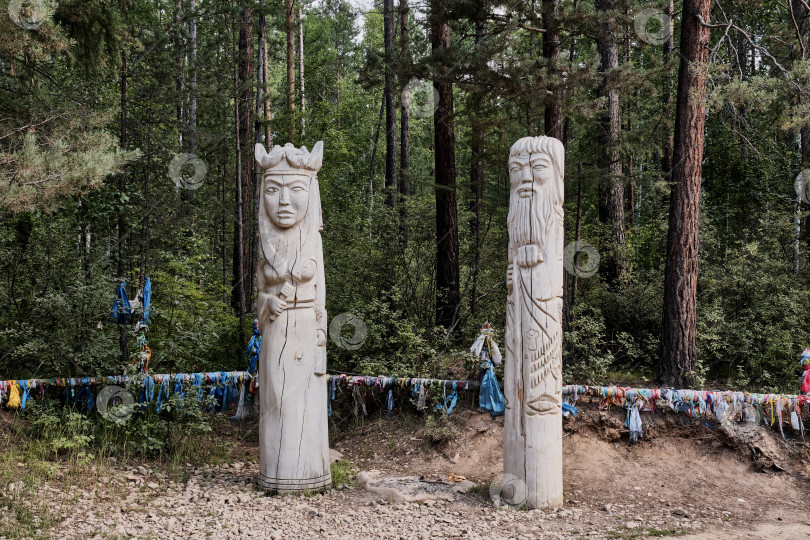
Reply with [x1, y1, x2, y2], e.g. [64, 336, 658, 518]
[802, 127, 810, 252]
[661, 0, 674, 184]
[384, 0, 397, 207]
[118, 50, 128, 365]
[596, 0, 626, 285]
[254, 7, 266, 312]
[173, 0, 184, 150]
[431, 0, 460, 332]
[188, 0, 198, 153]
[398, 0, 410, 217]
[238, 1, 255, 315]
[141, 98, 151, 283]
[260, 0, 272, 147]
[543, 0, 562, 140]
[231, 4, 247, 348]
[469, 18, 486, 315]
[369, 93, 385, 205]
[659, 0, 710, 387]
[286, 0, 296, 143]
[299, 5, 306, 138]
[571, 162, 583, 319]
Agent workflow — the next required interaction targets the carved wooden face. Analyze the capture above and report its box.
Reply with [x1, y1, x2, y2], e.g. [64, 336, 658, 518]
[508, 151, 554, 198]
[507, 150, 557, 251]
[263, 173, 311, 228]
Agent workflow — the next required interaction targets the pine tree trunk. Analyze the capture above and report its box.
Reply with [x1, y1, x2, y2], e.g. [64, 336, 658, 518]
[299, 5, 306, 138]
[469, 19, 486, 315]
[624, 18, 634, 230]
[118, 50, 128, 365]
[660, 0, 710, 387]
[286, 0, 296, 143]
[141, 99, 151, 282]
[596, 0, 626, 285]
[260, 0, 272, 147]
[369, 93, 385, 224]
[384, 0, 397, 207]
[431, 0, 460, 332]
[802, 127, 810, 251]
[188, 0, 198, 153]
[571, 162, 584, 319]
[661, 0, 674, 183]
[173, 0, 184, 150]
[801, 8, 810, 177]
[398, 0, 410, 221]
[254, 8, 266, 313]
[231, 7, 246, 348]
[238, 2, 255, 316]
[221, 141, 228, 303]
[542, 0, 562, 140]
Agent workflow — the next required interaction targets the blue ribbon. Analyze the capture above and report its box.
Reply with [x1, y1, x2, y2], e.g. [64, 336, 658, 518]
[139, 376, 155, 407]
[156, 378, 170, 412]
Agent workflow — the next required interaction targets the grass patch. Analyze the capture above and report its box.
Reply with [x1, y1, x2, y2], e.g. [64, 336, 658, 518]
[606, 527, 684, 539]
[330, 459, 357, 488]
[646, 528, 684, 537]
[421, 413, 459, 445]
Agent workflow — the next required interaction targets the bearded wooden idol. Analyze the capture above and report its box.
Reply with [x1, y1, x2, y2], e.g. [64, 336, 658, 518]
[255, 141, 331, 493]
[504, 136, 565, 509]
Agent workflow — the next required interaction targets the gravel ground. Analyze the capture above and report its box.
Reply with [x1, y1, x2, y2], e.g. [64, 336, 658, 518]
[7, 407, 808, 539]
[31, 460, 806, 540]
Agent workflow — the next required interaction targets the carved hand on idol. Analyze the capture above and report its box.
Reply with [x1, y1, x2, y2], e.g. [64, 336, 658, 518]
[267, 294, 288, 321]
[316, 328, 327, 347]
[516, 244, 543, 268]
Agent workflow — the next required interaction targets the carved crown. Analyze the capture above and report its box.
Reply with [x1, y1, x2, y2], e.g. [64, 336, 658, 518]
[255, 142, 324, 174]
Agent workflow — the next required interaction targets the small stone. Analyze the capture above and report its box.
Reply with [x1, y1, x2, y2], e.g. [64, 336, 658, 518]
[452, 480, 476, 493]
[329, 449, 344, 463]
[147, 482, 159, 489]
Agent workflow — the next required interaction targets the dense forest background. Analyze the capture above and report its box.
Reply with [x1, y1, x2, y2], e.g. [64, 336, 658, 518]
[2, 0, 810, 392]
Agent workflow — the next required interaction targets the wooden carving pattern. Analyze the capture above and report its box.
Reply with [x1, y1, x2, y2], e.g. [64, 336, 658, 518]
[503, 136, 565, 509]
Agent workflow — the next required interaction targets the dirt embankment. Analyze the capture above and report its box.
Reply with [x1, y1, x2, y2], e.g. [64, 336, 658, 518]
[332, 404, 810, 538]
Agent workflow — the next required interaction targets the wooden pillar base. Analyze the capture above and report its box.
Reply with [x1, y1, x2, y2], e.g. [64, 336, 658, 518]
[258, 471, 332, 494]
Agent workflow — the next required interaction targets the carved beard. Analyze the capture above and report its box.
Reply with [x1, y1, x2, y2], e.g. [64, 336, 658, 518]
[508, 187, 554, 255]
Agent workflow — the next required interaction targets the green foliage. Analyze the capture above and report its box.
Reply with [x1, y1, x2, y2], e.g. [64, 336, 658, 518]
[330, 459, 357, 488]
[2, 0, 810, 396]
[564, 307, 613, 384]
[20, 388, 232, 466]
[421, 412, 459, 445]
